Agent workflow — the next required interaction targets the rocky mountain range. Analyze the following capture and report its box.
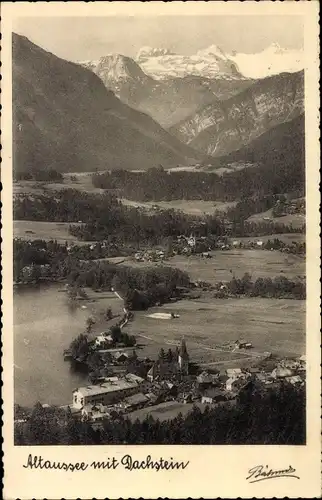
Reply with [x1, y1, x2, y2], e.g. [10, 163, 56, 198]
[169, 71, 304, 157]
[81, 53, 252, 128]
[13, 33, 207, 174]
[136, 44, 244, 80]
[80, 43, 304, 130]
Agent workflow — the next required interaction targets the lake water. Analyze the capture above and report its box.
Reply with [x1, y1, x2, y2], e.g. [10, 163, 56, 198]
[14, 284, 90, 407]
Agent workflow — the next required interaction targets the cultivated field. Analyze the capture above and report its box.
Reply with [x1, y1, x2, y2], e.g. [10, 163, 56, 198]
[124, 297, 305, 363]
[13, 173, 105, 197]
[119, 198, 237, 215]
[13, 220, 91, 244]
[124, 249, 306, 283]
[13, 181, 48, 197]
[74, 285, 305, 366]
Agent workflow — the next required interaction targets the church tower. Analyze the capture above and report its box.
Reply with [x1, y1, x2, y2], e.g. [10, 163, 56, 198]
[178, 337, 189, 375]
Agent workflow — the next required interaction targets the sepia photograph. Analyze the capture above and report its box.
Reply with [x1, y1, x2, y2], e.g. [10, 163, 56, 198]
[11, 11, 309, 447]
[1, 2, 320, 499]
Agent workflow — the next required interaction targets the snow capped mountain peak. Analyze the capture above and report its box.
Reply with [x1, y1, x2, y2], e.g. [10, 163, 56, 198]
[81, 53, 151, 96]
[137, 46, 175, 60]
[81, 41, 304, 84]
[230, 44, 304, 78]
[135, 46, 244, 81]
[196, 44, 227, 59]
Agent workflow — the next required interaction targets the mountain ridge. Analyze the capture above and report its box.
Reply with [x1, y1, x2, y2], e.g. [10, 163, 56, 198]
[13, 33, 206, 174]
[169, 70, 304, 157]
[134, 43, 303, 80]
[81, 53, 253, 127]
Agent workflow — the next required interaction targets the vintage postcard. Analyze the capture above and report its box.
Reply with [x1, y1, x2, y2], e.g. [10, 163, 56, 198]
[1, 1, 320, 498]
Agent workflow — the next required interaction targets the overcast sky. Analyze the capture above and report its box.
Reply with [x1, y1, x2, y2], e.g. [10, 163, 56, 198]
[13, 15, 304, 62]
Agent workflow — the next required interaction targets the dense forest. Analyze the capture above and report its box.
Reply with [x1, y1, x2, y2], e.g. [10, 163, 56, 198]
[14, 190, 122, 223]
[14, 382, 305, 445]
[92, 159, 305, 202]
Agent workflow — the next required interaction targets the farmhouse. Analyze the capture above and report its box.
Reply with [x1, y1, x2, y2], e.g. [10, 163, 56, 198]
[285, 375, 303, 386]
[113, 351, 130, 363]
[72, 374, 145, 409]
[94, 335, 113, 348]
[120, 393, 149, 411]
[226, 377, 246, 392]
[201, 388, 226, 404]
[234, 340, 252, 350]
[226, 368, 242, 378]
[81, 403, 110, 422]
[271, 367, 293, 379]
[196, 371, 217, 388]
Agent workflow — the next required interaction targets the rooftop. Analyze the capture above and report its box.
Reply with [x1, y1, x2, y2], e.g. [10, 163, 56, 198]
[74, 374, 144, 397]
[123, 393, 149, 406]
[226, 368, 242, 376]
[202, 388, 226, 399]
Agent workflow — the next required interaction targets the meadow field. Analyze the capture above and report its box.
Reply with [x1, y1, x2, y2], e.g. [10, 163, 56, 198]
[73, 284, 305, 366]
[247, 208, 305, 229]
[13, 220, 90, 244]
[237, 233, 305, 244]
[124, 297, 305, 364]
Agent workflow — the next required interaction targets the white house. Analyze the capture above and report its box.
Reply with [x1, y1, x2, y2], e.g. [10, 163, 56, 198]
[226, 368, 242, 378]
[285, 375, 303, 386]
[81, 403, 110, 422]
[226, 377, 246, 392]
[95, 335, 112, 348]
[271, 367, 293, 379]
[201, 388, 226, 404]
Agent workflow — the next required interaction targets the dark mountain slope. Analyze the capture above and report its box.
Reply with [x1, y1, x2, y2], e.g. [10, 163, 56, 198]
[13, 33, 205, 174]
[213, 114, 305, 196]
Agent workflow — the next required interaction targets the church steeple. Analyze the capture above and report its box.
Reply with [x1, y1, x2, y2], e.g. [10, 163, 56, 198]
[179, 337, 188, 359]
[178, 337, 189, 375]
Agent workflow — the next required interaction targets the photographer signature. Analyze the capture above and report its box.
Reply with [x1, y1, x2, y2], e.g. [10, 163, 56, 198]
[246, 465, 300, 483]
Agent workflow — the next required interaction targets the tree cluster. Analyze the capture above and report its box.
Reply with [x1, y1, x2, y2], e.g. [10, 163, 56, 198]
[110, 325, 136, 347]
[92, 153, 304, 202]
[14, 168, 63, 182]
[14, 238, 190, 309]
[15, 383, 305, 445]
[222, 273, 306, 300]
